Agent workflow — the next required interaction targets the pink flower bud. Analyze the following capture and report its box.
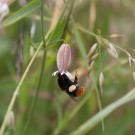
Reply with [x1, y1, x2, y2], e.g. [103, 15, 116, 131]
[57, 44, 71, 73]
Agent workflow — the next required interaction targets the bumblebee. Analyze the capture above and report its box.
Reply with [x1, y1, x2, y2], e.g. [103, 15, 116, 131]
[53, 71, 85, 97]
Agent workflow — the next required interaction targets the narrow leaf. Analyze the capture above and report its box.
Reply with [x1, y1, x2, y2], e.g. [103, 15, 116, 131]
[73, 21, 88, 66]
[70, 88, 135, 135]
[1, 0, 40, 28]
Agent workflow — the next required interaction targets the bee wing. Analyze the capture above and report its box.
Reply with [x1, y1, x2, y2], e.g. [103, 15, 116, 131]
[69, 96, 79, 102]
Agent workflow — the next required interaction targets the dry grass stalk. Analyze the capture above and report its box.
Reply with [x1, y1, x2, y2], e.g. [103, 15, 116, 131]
[99, 72, 104, 94]
[108, 43, 119, 59]
[132, 58, 135, 64]
[89, 0, 96, 31]
[50, 0, 64, 29]
[133, 72, 135, 82]
[128, 55, 132, 67]
[87, 43, 97, 58]
[6, 111, 15, 130]
[88, 61, 94, 74]
[91, 52, 99, 61]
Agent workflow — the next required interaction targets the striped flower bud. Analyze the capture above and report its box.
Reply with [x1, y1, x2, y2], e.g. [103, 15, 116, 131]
[57, 43, 71, 73]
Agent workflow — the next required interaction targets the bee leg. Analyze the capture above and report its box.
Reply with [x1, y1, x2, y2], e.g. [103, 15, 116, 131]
[52, 71, 59, 76]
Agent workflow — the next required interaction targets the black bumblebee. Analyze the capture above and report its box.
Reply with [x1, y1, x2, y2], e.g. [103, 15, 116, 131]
[53, 71, 85, 97]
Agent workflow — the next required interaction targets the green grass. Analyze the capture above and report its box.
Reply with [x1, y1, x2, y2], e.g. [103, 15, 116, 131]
[0, 0, 135, 135]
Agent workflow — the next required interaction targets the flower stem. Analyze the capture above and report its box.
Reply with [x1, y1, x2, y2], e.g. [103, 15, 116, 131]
[23, 0, 46, 134]
[23, 50, 46, 135]
[0, 42, 43, 135]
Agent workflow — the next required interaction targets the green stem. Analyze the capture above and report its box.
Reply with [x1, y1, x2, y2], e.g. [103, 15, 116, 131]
[91, 72, 105, 132]
[98, 43, 102, 72]
[41, 0, 46, 48]
[23, 50, 46, 135]
[52, 93, 90, 135]
[0, 42, 43, 135]
[69, 88, 135, 135]
[95, 86, 105, 131]
[23, 0, 46, 134]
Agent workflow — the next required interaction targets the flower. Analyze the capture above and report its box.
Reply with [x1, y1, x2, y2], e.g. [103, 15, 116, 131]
[52, 43, 71, 76]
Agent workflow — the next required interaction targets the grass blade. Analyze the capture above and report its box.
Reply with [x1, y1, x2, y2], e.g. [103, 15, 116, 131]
[70, 88, 135, 135]
[47, 0, 75, 46]
[73, 21, 88, 66]
[1, 0, 40, 28]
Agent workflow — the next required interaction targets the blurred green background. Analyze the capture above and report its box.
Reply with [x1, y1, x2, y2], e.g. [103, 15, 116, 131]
[0, 0, 135, 135]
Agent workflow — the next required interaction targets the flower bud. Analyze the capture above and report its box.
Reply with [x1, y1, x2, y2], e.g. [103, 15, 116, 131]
[57, 43, 71, 73]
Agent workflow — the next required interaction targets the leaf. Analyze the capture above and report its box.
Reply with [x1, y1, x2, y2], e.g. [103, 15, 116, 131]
[53, 93, 90, 135]
[31, 41, 41, 49]
[99, 109, 135, 135]
[1, 0, 40, 28]
[47, 18, 66, 45]
[70, 87, 135, 135]
[72, 21, 88, 66]
[46, 0, 75, 46]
